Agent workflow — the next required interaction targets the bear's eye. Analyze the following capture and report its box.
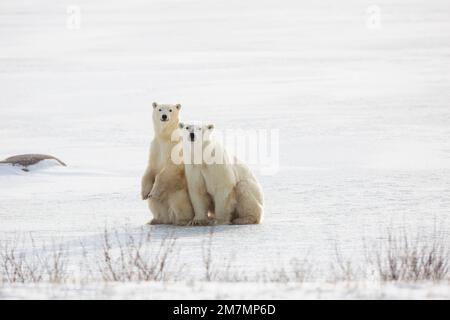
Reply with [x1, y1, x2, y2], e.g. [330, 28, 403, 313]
[186, 126, 190, 130]
[169, 109, 172, 112]
[158, 109, 162, 112]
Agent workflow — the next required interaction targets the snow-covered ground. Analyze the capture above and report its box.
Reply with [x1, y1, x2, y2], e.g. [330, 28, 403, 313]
[1, 282, 450, 300]
[1, 0, 450, 299]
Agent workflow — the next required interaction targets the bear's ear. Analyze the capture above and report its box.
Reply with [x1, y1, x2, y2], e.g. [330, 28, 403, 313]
[206, 124, 214, 130]
[175, 104, 181, 110]
[179, 122, 185, 129]
[152, 102, 158, 109]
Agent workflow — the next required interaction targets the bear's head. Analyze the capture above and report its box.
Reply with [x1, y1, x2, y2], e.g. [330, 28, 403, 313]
[152, 102, 181, 132]
[178, 123, 214, 143]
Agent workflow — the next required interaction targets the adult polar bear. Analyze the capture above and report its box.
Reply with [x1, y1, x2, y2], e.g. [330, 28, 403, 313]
[179, 123, 264, 225]
[141, 102, 194, 225]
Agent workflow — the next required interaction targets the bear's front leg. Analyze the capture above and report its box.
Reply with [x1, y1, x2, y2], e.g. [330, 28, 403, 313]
[149, 180, 163, 200]
[141, 169, 155, 200]
[149, 167, 172, 200]
[189, 193, 211, 226]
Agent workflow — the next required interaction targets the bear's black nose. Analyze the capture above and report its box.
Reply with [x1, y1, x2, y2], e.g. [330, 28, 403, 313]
[190, 132, 195, 141]
[161, 114, 168, 121]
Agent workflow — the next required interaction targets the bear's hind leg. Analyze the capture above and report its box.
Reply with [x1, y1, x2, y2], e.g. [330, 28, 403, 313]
[148, 218, 164, 225]
[231, 216, 259, 225]
[233, 180, 263, 225]
[213, 190, 236, 225]
[168, 190, 195, 226]
[148, 198, 172, 225]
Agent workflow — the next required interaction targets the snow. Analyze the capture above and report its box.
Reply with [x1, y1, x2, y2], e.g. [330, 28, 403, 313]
[1, 0, 450, 299]
[1, 282, 449, 300]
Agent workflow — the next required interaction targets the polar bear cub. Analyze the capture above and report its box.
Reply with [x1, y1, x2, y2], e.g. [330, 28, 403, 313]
[179, 122, 264, 225]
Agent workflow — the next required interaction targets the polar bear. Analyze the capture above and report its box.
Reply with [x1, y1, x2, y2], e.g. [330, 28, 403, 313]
[141, 102, 194, 225]
[179, 122, 264, 225]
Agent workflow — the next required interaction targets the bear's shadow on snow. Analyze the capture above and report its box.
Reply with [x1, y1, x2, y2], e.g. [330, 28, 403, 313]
[144, 224, 257, 238]
[68, 224, 259, 251]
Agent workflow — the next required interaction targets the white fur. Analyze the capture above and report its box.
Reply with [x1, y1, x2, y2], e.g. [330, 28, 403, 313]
[141, 103, 194, 225]
[181, 123, 264, 225]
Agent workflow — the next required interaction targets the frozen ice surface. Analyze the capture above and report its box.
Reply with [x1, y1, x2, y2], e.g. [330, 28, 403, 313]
[1, 0, 449, 298]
